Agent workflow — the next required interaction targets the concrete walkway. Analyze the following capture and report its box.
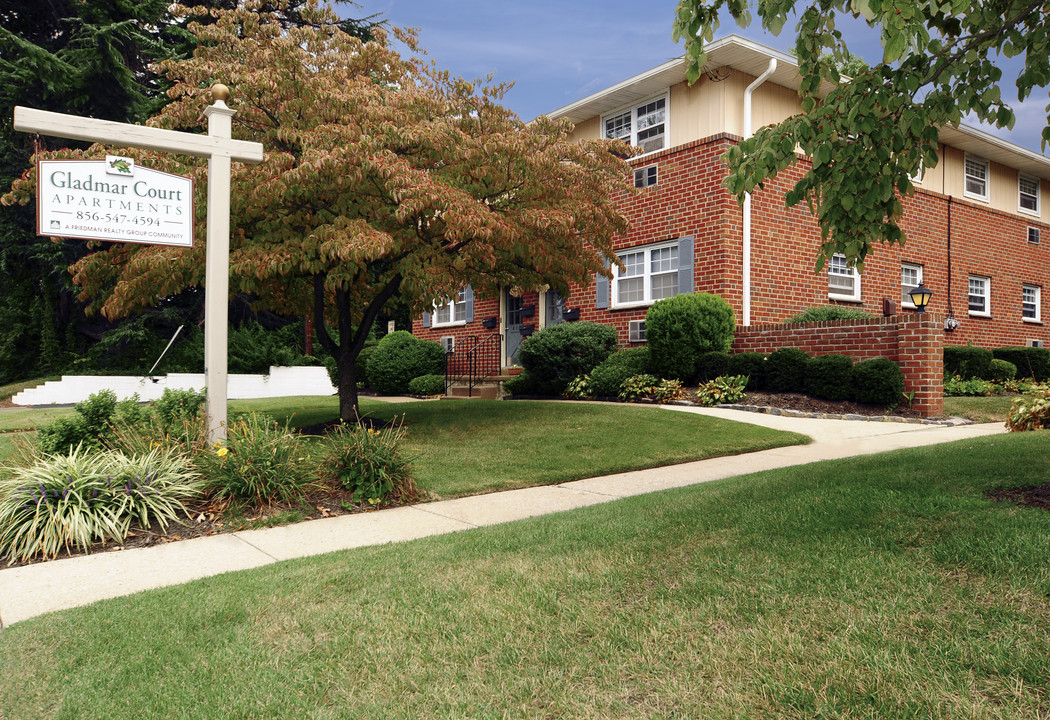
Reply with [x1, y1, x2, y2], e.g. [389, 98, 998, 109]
[0, 407, 1006, 628]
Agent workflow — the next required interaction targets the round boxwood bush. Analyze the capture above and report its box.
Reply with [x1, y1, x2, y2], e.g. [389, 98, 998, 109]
[696, 351, 730, 382]
[366, 331, 445, 395]
[805, 354, 854, 401]
[516, 322, 618, 396]
[766, 347, 810, 393]
[589, 347, 651, 397]
[645, 293, 735, 382]
[852, 358, 904, 407]
[501, 369, 533, 396]
[726, 352, 767, 390]
[987, 358, 1017, 383]
[407, 374, 447, 396]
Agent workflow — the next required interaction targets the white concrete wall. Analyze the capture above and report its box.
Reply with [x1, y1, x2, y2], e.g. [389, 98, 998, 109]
[11, 366, 335, 406]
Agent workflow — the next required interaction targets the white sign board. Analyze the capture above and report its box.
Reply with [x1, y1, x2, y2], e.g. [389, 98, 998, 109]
[37, 156, 194, 247]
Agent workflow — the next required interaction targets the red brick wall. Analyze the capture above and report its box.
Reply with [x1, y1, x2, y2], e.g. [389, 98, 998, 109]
[733, 315, 945, 417]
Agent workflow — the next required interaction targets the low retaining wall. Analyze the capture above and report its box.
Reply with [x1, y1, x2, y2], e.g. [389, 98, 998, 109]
[732, 314, 944, 417]
[12, 366, 336, 406]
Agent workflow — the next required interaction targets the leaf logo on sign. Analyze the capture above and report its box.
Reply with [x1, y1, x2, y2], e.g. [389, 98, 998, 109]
[109, 158, 132, 174]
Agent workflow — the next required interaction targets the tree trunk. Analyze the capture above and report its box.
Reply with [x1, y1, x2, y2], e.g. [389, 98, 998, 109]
[337, 341, 360, 424]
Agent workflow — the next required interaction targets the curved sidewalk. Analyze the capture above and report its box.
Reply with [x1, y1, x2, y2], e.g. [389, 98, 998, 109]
[1, 407, 1006, 628]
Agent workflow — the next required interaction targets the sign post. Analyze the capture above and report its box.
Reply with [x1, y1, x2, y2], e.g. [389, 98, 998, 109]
[14, 85, 264, 443]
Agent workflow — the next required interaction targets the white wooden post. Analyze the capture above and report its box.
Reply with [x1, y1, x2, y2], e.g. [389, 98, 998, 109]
[13, 85, 263, 443]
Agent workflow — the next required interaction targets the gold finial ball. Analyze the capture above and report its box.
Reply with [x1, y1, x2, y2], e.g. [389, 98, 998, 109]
[211, 84, 231, 102]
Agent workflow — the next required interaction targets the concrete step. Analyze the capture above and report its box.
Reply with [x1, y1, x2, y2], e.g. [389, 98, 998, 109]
[447, 383, 502, 399]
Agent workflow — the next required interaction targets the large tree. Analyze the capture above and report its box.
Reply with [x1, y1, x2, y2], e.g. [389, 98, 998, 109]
[0, 0, 379, 382]
[5, 1, 631, 421]
[673, 0, 1050, 270]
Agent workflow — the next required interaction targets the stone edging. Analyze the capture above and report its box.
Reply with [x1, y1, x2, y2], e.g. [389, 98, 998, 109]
[712, 402, 972, 426]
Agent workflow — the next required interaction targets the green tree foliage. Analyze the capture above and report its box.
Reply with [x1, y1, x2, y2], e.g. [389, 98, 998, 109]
[10, 3, 633, 421]
[673, 1, 1050, 269]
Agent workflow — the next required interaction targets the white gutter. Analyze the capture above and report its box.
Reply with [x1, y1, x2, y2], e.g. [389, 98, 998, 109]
[742, 58, 777, 327]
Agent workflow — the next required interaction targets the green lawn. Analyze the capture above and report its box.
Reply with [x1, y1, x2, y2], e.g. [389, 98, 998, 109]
[2, 432, 1048, 719]
[943, 394, 1016, 424]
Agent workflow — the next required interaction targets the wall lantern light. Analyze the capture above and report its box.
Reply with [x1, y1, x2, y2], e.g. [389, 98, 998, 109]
[908, 283, 933, 313]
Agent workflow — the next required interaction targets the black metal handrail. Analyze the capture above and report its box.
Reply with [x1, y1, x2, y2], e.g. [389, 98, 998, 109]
[444, 334, 502, 397]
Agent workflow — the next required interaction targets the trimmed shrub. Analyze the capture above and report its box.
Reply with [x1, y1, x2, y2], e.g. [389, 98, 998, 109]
[696, 351, 730, 382]
[366, 331, 445, 395]
[407, 374, 446, 396]
[726, 352, 767, 390]
[501, 370, 533, 396]
[38, 390, 121, 454]
[766, 347, 811, 393]
[987, 358, 1017, 383]
[645, 293, 735, 381]
[588, 347, 651, 398]
[784, 306, 876, 323]
[805, 354, 854, 401]
[992, 346, 1050, 381]
[943, 345, 993, 379]
[517, 322, 618, 396]
[852, 358, 904, 407]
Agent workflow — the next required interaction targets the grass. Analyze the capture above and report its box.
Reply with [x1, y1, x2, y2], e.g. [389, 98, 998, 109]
[944, 394, 1016, 423]
[2, 431, 1048, 719]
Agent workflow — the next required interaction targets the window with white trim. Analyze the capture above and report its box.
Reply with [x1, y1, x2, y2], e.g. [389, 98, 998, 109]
[629, 320, 646, 343]
[964, 156, 989, 201]
[1029, 227, 1041, 244]
[634, 164, 658, 188]
[968, 275, 990, 316]
[828, 253, 861, 302]
[603, 95, 667, 155]
[910, 161, 924, 185]
[433, 290, 468, 326]
[901, 262, 923, 308]
[613, 240, 678, 307]
[1023, 284, 1041, 322]
[1019, 175, 1040, 215]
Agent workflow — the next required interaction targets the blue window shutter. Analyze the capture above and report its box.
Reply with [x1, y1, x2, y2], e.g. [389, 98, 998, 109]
[595, 258, 611, 309]
[422, 311, 432, 328]
[464, 285, 474, 323]
[677, 236, 694, 295]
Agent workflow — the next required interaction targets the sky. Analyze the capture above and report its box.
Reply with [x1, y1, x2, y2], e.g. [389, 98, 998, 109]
[368, 0, 1049, 156]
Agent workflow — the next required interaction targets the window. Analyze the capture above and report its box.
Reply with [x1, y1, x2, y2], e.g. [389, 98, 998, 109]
[901, 263, 924, 308]
[1027, 339, 1044, 348]
[910, 161, 924, 185]
[1023, 284, 1041, 322]
[603, 95, 667, 155]
[434, 289, 468, 326]
[439, 336, 455, 353]
[634, 164, 658, 188]
[964, 156, 989, 201]
[1030, 227, 1041, 244]
[828, 253, 861, 301]
[613, 240, 679, 307]
[968, 275, 990, 316]
[1019, 175, 1040, 215]
[629, 320, 646, 343]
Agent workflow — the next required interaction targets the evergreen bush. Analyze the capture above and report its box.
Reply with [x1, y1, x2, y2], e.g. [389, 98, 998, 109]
[516, 322, 618, 396]
[987, 358, 1018, 383]
[992, 346, 1050, 381]
[943, 345, 993, 379]
[366, 331, 445, 395]
[852, 358, 904, 407]
[588, 348, 651, 398]
[766, 348, 811, 393]
[784, 306, 876, 323]
[726, 352, 767, 390]
[804, 354, 854, 401]
[407, 374, 446, 396]
[501, 369, 533, 396]
[696, 351, 730, 382]
[645, 293, 735, 381]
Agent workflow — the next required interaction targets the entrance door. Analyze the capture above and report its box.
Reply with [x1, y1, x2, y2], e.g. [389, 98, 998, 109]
[505, 288, 524, 365]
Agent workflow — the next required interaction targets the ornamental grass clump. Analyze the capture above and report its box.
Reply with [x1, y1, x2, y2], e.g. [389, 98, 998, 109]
[200, 414, 315, 507]
[322, 418, 419, 506]
[0, 446, 203, 564]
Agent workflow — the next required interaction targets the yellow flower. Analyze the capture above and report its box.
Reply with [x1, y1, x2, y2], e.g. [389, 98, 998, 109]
[216, 447, 229, 458]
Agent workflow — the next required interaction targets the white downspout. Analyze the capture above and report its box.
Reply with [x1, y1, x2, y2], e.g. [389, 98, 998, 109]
[742, 58, 777, 327]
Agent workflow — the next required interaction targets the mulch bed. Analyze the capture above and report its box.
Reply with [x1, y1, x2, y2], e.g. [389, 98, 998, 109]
[988, 483, 1050, 511]
[739, 391, 927, 419]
